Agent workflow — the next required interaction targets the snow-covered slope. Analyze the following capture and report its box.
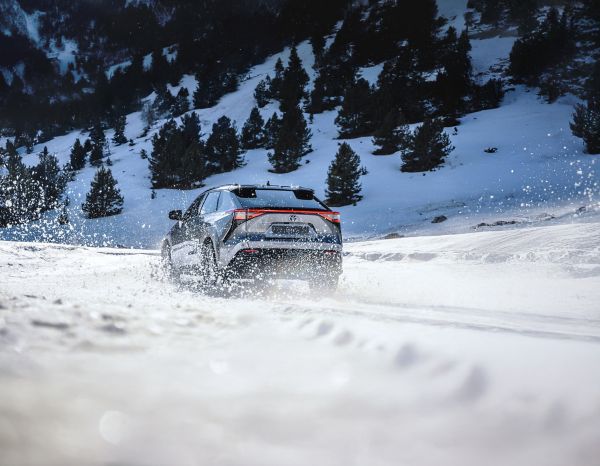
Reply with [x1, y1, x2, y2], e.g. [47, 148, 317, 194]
[1, 220, 599, 466]
[1, 4, 598, 248]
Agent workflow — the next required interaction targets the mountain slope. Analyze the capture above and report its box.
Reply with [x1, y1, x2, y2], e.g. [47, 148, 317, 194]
[1, 30, 598, 247]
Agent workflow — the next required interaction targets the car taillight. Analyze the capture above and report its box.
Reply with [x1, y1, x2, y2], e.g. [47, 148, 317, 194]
[318, 211, 341, 223]
[233, 209, 265, 222]
[232, 209, 340, 223]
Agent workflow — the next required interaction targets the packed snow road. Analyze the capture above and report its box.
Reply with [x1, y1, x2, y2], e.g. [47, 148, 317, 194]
[1, 221, 599, 466]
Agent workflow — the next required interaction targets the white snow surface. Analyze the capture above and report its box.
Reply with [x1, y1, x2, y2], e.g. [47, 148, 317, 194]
[1, 219, 599, 466]
[470, 35, 517, 79]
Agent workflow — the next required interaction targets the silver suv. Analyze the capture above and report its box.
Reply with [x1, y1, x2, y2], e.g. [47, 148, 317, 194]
[162, 185, 343, 290]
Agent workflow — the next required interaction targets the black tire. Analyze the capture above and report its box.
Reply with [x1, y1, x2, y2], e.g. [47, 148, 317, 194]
[161, 243, 180, 281]
[198, 241, 219, 289]
[308, 274, 339, 292]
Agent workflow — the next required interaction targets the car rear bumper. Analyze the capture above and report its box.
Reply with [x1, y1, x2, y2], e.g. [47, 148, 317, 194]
[224, 247, 342, 280]
[219, 236, 341, 266]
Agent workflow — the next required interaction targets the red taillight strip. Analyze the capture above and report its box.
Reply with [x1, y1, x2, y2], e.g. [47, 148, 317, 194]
[231, 209, 340, 223]
[233, 209, 263, 221]
[317, 211, 341, 224]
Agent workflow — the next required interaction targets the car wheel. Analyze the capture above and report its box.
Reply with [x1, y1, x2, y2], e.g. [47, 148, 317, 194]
[198, 241, 218, 289]
[161, 243, 180, 281]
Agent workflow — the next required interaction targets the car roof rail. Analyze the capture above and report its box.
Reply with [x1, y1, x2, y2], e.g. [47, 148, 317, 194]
[221, 183, 314, 192]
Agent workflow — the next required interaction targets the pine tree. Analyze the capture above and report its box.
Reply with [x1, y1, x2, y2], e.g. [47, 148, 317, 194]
[149, 113, 208, 189]
[310, 33, 326, 67]
[306, 55, 354, 114]
[89, 121, 106, 148]
[206, 116, 243, 173]
[149, 48, 170, 86]
[193, 73, 224, 109]
[62, 161, 76, 182]
[0, 149, 43, 226]
[571, 99, 600, 154]
[509, 0, 539, 35]
[401, 119, 454, 172]
[150, 119, 181, 188]
[0, 143, 6, 167]
[335, 78, 375, 138]
[375, 50, 426, 124]
[309, 42, 356, 113]
[222, 71, 239, 94]
[89, 121, 106, 164]
[325, 143, 363, 206]
[180, 140, 208, 187]
[153, 85, 175, 117]
[113, 115, 128, 145]
[179, 113, 206, 189]
[82, 166, 124, 219]
[372, 111, 411, 155]
[70, 138, 87, 170]
[18, 131, 35, 154]
[268, 105, 312, 173]
[264, 112, 282, 149]
[279, 45, 310, 111]
[509, 8, 574, 81]
[254, 78, 271, 108]
[269, 58, 285, 100]
[306, 73, 328, 114]
[172, 87, 190, 116]
[435, 28, 473, 117]
[57, 197, 69, 225]
[472, 78, 505, 111]
[32, 147, 66, 210]
[241, 107, 266, 150]
[90, 143, 104, 167]
[480, 0, 502, 24]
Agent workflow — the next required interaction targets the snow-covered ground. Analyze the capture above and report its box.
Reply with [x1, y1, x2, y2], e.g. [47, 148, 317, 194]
[1, 217, 599, 466]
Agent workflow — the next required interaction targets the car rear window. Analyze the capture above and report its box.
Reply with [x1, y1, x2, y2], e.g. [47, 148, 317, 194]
[233, 188, 326, 210]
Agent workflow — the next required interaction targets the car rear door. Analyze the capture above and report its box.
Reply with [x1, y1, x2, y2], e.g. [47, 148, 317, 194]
[211, 192, 237, 260]
[171, 194, 204, 265]
[180, 191, 220, 266]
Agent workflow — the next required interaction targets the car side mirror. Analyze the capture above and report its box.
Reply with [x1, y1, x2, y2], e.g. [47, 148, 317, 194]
[169, 210, 183, 221]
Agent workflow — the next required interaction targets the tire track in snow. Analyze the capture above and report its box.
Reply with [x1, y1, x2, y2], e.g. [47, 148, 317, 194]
[272, 298, 600, 344]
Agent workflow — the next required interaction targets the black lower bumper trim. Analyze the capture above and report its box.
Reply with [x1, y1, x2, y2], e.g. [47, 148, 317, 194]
[225, 248, 342, 280]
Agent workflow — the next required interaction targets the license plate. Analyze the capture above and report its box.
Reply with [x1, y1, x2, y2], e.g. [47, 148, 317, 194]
[271, 225, 310, 236]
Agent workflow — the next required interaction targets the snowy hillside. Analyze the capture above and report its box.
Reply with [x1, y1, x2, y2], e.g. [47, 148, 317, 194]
[1, 28, 598, 248]
[1, 219, 599, 465]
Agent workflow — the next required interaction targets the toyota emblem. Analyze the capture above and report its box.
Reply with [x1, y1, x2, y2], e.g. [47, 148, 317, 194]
[289, 215, 298, 222]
